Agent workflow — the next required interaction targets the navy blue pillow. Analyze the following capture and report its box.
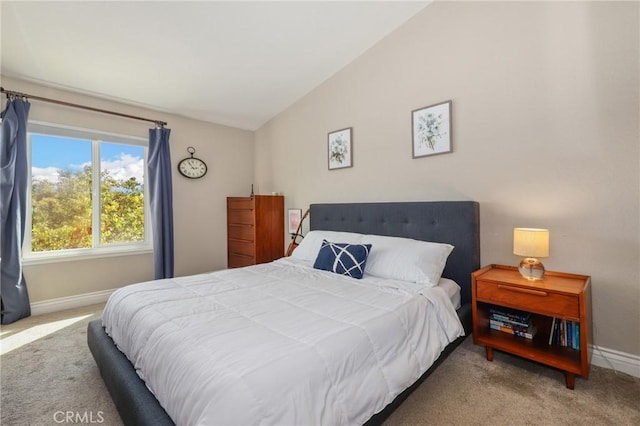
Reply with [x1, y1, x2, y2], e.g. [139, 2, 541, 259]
[313, 240, 372, 279]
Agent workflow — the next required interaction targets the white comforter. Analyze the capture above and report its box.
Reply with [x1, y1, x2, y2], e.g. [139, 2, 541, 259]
[102, 258, 464, 426]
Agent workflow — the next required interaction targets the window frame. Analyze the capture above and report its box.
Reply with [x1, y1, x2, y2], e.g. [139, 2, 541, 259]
[23, 121, 153, 265]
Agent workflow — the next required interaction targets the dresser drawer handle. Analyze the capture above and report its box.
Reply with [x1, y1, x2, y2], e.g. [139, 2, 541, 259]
[497, 284, 548, 297]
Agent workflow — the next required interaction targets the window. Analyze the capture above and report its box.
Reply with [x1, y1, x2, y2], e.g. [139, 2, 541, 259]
[24, 122, 151, 262]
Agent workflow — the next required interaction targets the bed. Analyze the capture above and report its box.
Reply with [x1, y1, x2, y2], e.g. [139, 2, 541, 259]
[87, 201, 480, 425]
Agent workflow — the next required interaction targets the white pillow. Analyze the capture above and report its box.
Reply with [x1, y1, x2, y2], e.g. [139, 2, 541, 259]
[290, 230, 365, 262]
[361, 234, 454, 287]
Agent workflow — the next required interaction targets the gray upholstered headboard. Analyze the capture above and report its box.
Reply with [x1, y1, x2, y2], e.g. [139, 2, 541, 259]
[309, 201, 480, 305]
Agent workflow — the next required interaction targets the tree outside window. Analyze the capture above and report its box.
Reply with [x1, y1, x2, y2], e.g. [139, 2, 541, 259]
[28, 129, 148, 256]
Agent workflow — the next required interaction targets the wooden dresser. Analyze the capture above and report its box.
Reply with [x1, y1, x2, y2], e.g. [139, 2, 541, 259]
[227, 195, 284, 268]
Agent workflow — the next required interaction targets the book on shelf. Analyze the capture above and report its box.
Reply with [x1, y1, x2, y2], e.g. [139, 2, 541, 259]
[489, 318, 529, 332]
[489, 306, 531, 323]
[548, 318, 580, 350]
[552, 320, 558, 346]
[490, 322, 537, 339]
[489, 313, 530, 328]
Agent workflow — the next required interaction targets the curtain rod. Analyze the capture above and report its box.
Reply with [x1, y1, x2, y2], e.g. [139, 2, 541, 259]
[0, 86, 167, 127]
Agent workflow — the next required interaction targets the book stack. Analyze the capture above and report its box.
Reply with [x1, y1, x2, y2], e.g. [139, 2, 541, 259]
[549, 318, 580, 350]
[489, 307, 537, 339]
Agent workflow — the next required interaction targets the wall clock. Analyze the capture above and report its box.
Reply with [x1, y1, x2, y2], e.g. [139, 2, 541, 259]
[178, 146, 207, 179]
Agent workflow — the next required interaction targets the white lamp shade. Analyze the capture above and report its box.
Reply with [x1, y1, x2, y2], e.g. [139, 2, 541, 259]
[513, 228, 549, 258]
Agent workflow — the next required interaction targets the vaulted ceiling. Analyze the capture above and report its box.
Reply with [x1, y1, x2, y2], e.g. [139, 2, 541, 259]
[1, 1, 429, 130]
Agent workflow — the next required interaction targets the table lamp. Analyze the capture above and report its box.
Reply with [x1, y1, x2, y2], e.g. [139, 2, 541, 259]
[513, 228, 549, 280]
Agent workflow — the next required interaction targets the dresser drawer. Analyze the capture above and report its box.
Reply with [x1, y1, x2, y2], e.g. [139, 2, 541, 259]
[227, 209, 255, 225]
[228, 224, 254, 241]
[227, 198, 254, 210]
[228, 253, 255, 268]
[476, 280, 579, 319]
[228, 239, 254, 257]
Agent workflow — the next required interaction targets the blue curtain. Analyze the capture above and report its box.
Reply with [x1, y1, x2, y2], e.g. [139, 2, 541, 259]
[1, 98, 31, 324]
[148, 127, 174, 279]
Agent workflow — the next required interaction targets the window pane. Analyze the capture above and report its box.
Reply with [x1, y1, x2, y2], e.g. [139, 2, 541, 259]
[100, 142, 145, 244]
[31, 134, 92, 252]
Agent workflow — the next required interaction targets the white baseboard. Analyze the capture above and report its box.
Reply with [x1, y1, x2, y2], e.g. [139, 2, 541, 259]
[30, 288, 116, 316]
[590, 344, 640, 378]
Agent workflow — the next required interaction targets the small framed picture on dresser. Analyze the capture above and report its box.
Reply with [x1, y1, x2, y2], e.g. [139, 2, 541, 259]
[288, 209, 302, 234]
[328, 127, 353, 170]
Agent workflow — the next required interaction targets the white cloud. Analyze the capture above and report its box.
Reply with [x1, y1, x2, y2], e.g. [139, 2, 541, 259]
[69, 162, 89, 171]
[31, 154, 144, 184]
[32, 167, 60, 183]
[102, 153, 144, 182]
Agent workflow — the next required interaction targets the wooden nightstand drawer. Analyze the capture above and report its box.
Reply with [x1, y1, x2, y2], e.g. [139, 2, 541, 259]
[476, 280, 579, 319]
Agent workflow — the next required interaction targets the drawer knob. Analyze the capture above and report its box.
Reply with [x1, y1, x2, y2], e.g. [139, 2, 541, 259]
[497, 284, 548, 297]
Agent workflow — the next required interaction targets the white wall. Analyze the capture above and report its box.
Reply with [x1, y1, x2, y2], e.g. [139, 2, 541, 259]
[2, 75, 254, 302]
[254, 2, 640, 356]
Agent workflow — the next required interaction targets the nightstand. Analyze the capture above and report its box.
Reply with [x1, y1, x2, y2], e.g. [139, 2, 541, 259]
[472, 264, 592, 389]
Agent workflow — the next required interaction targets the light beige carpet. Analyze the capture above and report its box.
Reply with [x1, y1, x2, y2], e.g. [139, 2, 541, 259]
[1, 304, 639, 426]
[1, 304, 121, 425]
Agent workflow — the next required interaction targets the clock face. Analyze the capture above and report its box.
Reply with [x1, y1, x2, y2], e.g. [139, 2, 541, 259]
[178, 157, 207, 179]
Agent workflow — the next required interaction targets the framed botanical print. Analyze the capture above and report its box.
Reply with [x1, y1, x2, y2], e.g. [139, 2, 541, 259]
[412, 100, 452, 158]
[328, 127, 352, 170]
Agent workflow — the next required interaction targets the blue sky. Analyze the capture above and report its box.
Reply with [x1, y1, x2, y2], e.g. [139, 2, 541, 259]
[31, 134, 144, 182]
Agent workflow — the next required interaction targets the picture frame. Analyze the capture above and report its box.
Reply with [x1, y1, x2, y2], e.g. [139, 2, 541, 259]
[411, 100, 452, 158]
[327, 127, 353, 170]
[287, 208, 302, 234]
